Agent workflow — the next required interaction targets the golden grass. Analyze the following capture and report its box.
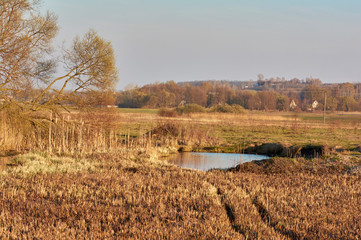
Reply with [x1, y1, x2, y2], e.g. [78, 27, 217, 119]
[2, 153, 102, 176]
[222, 171, 361, 239]
[1, 150, 360, 239]
[0, 152, 239, 239]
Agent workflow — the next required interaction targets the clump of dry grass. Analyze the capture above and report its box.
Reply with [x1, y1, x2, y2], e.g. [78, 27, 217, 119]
[150, 120, 220, 150]
[2, 153, 102, 176]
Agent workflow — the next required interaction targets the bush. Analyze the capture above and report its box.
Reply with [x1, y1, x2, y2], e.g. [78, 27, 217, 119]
[158, 108, 178, 117]
[209, 104, 247, 114]
[176, 104, 206, 114]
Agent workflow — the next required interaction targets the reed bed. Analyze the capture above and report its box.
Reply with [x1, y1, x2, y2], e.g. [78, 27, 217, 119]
[0, 110, 157, 155]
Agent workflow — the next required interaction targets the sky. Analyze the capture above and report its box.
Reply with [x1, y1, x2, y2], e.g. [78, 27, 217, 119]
[40, 0, 361, 90]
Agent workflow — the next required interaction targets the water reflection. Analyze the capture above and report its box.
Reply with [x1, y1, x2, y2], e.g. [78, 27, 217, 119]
[169, 152, 269, 171]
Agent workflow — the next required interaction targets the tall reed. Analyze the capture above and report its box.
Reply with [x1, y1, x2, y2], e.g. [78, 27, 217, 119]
[0, 110, 141, 155]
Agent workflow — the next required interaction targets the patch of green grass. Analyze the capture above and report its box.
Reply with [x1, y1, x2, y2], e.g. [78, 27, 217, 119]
[117, 108, 158, 114]
[300, 112, 361, 124]
[350, 152, 361, 156]
[200, 122, 359, 149]
[117, 122, 157, 139]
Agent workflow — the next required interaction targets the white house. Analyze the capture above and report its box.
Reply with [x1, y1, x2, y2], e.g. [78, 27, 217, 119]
[290, 100, 297, 109]
[312, 100, 319, 109]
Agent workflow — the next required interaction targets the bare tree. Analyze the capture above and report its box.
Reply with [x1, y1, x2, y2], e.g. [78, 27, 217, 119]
[0, 0, 58, 95]
[34, 30, 118, 110]
[0, 0, 118, 112]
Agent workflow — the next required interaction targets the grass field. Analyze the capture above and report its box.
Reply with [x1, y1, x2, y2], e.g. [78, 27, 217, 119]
[1, 109, 361, 239]
[111, 109, 361, 150]
[116, 108, 159, 114]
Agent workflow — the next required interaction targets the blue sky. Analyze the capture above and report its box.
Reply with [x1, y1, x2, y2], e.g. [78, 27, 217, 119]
[41, 0, 361, 90]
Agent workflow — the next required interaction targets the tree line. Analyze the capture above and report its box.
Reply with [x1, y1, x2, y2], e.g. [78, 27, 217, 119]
[116, 79, 361, 112]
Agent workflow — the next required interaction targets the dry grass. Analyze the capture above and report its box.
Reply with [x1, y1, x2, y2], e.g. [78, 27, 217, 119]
[219, 171, 361, 239]
[0, 152, 240, 239]
[1, 151, 360, 239]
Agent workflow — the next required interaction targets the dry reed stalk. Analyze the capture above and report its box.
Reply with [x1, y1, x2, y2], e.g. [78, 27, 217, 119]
[0, 111, 6, 150]
[48, 114, 52, 153]
[78, 119, 84, 154]
[71, 123, 75, 154]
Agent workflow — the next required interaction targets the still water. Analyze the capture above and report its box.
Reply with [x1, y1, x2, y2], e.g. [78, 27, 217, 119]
[169, 152, 270, 171]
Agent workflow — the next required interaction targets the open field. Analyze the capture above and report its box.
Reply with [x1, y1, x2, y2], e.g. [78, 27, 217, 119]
[97, 109, 361, 150]
[1, 109, 361, 239]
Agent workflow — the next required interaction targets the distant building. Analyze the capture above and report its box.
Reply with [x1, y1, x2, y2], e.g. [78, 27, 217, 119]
[178, 100, 186, 107]
[290, 100, 297, 109]
[312, 100, 319, 109]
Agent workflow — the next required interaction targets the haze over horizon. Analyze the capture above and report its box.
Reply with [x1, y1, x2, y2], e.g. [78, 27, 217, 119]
[41, 0, 361, 90]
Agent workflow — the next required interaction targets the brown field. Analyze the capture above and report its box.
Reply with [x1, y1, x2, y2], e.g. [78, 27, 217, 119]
[1, 109, 361, 239]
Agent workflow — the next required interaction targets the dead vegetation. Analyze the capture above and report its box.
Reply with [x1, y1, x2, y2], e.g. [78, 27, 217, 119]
[1, 150, 360, 239]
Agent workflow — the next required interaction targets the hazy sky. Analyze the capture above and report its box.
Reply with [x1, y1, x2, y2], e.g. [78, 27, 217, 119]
[41, 0, 361, 90]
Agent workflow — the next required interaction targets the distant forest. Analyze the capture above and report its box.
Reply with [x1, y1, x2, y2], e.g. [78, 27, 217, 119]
[116, 77, 361, 112]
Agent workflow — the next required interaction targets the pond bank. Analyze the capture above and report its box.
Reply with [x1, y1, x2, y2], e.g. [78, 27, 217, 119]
[185, 143, 361, 159]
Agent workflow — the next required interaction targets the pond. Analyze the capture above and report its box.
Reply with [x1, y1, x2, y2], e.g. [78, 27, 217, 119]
[169, 152, 270, 171]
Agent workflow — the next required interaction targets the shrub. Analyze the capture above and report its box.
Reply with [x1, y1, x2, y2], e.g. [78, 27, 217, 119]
[158, 108, 178, 117]
[209, 104, 247, 114]
[176, 104, 207, 114]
